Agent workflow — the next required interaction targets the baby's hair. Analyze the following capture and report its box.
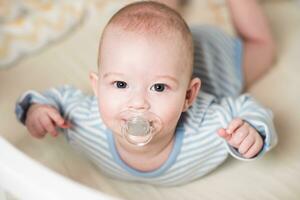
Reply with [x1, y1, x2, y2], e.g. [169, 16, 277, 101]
[98, 1, 194, 77]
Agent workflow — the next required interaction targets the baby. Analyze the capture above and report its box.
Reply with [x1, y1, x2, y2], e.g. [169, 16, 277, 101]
[15, 1, 277, 186]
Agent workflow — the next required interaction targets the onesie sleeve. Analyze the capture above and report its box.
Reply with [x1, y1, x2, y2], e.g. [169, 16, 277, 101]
[15, 85, 84, 124]
[214, 94, 278, 161]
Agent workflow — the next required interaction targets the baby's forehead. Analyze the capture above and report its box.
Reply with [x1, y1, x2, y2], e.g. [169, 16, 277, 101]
[99, 27, 192, 78]
[102, 27, 186, 60]
[97, 1, 194, 77]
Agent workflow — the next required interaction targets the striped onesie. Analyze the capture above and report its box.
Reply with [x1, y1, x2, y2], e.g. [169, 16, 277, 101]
[15, 26, 277, 186]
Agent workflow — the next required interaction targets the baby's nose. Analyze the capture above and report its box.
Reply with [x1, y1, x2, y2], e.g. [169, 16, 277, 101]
[128, 91, 150, 111]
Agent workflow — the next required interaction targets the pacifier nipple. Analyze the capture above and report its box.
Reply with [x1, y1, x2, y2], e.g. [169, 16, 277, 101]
[120, 111, 162, 146]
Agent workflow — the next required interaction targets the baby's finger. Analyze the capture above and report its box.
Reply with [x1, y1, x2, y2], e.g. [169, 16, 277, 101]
[40, 115, 58, 137]
[217, 128, 232, 141]
[31, 131, 46, 138]
[59, 121, 72, 129]
[47, 110, 70, 129]
[32, 120, 46, 135]
[227, 118, 244, 134]
[243, 135, 264, 158]
[238, 134, 255, 155]
[227, 124, 249, 148]
[46, 109, 65, 127]
[27, 124, 46, 138]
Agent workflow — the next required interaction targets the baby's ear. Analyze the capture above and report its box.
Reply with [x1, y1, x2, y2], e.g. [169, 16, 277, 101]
[183, 77, 201, 112]
[89, 72, 99, 97]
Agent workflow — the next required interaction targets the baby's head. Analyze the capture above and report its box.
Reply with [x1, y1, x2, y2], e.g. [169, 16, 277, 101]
[99, 0, 194, 77]
[90, 1, 201, 146]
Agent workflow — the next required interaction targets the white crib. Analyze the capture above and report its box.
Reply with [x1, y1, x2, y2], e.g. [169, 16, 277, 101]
[0, 136, 119, 200]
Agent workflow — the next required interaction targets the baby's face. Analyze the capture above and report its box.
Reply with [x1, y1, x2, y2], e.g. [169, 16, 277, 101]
[94, 29, 193, 144]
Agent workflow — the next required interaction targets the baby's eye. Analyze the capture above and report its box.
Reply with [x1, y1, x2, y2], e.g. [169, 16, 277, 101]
[113, 81, 127, 89]
[150, 83, 166, 92]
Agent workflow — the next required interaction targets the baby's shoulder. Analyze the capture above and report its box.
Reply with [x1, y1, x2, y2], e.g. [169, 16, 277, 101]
[55, 85, 94, 101]
[54, 84, 97, 114]
[191, 91, 218, 109]
[183, 91, 217, 124]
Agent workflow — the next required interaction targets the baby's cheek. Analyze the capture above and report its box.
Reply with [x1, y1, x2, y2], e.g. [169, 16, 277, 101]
[98, 95, 120, 129]
[166, 109, 182, 125]
[154, 102, 183, 130]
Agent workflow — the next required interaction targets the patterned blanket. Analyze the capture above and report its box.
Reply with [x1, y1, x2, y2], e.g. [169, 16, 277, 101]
[0, 0, 86, 68]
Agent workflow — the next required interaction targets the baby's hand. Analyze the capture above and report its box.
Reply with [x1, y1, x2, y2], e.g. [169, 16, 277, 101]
[25, 104, 71, 138]
[217, 118, 263, 159]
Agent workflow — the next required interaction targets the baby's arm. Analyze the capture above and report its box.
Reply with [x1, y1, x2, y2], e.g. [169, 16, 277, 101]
[24, 104, 71, 138]
[214, 94, 278, 160]
[227, 0, 276, 87]
[15, 86, 81, 138]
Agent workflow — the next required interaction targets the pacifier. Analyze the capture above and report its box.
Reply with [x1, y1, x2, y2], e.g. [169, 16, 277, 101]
[119, 110, 162, 146]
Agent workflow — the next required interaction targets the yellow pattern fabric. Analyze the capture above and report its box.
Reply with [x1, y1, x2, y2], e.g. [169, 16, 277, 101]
[0, 0, 86, 68]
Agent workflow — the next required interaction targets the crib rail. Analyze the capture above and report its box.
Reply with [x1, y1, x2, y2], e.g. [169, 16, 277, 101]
[0, 136, 119, 200]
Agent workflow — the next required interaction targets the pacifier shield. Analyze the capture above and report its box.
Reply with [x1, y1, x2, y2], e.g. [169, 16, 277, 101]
[119, 111, 162, 146]
[127, 117, 150, 137]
